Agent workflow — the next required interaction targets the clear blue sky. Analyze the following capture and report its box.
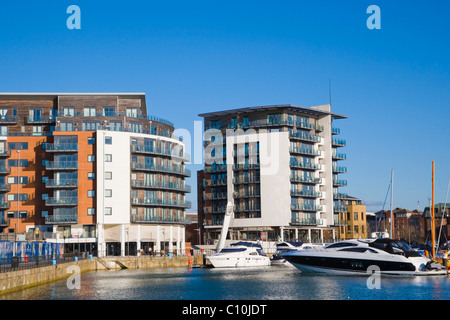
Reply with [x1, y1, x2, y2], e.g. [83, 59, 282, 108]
[0, 1, 449, 213]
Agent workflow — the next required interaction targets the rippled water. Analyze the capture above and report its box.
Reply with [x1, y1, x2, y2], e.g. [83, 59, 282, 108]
[1, 265, 450, 300]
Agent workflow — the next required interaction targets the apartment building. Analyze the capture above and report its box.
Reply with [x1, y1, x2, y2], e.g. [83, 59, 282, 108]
[197, 104, 347, 245]
[337, 196, 367, 240]
[0, 93, 190, 257]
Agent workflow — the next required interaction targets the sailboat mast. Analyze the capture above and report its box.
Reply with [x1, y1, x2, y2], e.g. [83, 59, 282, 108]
[432, 161, 435, 260]
[389, 169, 394, 239]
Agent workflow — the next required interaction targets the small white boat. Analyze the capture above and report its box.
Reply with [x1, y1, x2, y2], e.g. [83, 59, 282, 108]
[207, 241, 271, 268]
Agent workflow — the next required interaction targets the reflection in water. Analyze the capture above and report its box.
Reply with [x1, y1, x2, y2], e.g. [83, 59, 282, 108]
[1, 265, 449, 300]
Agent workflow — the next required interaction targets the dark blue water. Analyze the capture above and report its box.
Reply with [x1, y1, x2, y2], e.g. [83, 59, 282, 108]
[1, 265, 449, 300]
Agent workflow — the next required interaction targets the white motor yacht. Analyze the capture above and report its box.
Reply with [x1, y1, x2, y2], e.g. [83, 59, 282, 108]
[207, 241, 271, 268]
[282, 238, 447, 276]
[270, 241, 323, 265]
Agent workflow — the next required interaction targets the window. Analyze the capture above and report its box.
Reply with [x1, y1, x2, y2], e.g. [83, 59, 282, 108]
[126, 108, 139, 117]
[87, 208, 95, 216]
[28, 108, 42, 121]
[88, 172, 95, 180]
[88, 155, 95, 162]
[354, 212, 358, 220]
[109, 121, 122, 131]
[8, 142, 28, 150]
[88, 137, 95, 145]
[105, 136, 112, 144]
[88, 190, 95, 198]
[7, 176, 28, 184]
[62, 107, 75, 117]
[105, 172, 112, 180]
[105, 189, 112, 197]
[41, 194, 48, 200]
[102, 107, 115, 117]
[32, 126, 42, 136]
[83, 107, 96, 117]
[105, 207, 112, 215]
[105, 154, 112, 162]
[361, 212, 364, 221]
[0, 126, 7, 136]
[60, 121, 73, 131]
[41, 211, 48, 218]
[7, 211, 27, 219]
[129, 122, 142, 133]
[8, 159, 28, 167]
[7, 194, 28, 201]
[82, 121, 101, 131]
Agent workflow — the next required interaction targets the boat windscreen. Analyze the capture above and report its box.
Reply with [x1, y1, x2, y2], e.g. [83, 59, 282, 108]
[220, 248, 247, 253]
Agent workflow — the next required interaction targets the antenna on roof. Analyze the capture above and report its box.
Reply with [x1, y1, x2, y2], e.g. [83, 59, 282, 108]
[329, 78, 332, 106]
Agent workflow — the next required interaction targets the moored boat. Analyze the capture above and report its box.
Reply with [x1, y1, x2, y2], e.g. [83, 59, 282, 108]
[207, 241, 271, 268]
[282, 238, 447, 276]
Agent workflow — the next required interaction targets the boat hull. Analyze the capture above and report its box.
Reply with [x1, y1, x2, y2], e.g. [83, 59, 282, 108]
[207, 256, 271, 268]
[284, 254, 419, 276]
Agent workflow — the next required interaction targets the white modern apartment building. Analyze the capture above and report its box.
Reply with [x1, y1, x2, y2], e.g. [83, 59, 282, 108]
[198, 104, 347, 244]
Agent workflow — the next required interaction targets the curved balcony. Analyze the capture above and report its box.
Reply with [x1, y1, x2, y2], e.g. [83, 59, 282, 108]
[130, 163, 190, 177]
[289, 160, 321, 170]
[290, 176, 322, 184]
[290, 190, 322, 198]
[131, 197, 191, 209]
[290, 218, 324, 226]
[289, 147, 321, 157]
[130, 145, 188, 161]
[130, 214, 188, 225]
[130, 180, 190, 193]
[45, 214, 78, 224]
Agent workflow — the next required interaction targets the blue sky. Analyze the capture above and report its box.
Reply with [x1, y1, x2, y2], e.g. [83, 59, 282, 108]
[0, 1, 449, 212]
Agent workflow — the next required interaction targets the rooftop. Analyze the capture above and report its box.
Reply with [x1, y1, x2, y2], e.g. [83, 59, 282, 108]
[198, 104, 347, 119]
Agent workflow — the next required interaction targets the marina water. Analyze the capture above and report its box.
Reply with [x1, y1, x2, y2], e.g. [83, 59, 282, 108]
[1, 265, 449, 300]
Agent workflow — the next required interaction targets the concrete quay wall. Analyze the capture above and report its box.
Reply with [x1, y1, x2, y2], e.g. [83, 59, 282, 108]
[0, 255, 199, 296]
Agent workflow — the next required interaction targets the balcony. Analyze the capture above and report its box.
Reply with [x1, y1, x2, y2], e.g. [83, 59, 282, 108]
[289, 131, 321, 143]
[333, 193, 348, 200]
[233, 164, 260, 171]
[290, 218, 324, 226]
[332, 166, 347, 173]
[233, 177, 260, 184]
[131, 197, 191, 209]
[0, 200, 10, 209]
[332, 127, 340, 135]
[45, 179, 78, 189]
[332, 152, 346, 160]
[204, 164, 228, 173]
[334, 205, 348, 213]
[131, 214, 188, 225]
[0, 149, 10, 157]
[27, 116, 56, 124]
[291, 204, 323, 211]
[130, 145, 188, 161]
[290, 176, 322, 184]
[205, 179, 227, 186]
[0, 183, 10, 192]
[45, 161, 79, 170]
[233, 191, 260, 198]
[0, 214, 9, 227]
[205, 192, 228, 200]
[0, 166, 11, 175]
[130, 180, 190, 192]
[289, 160, 321, 170]
[289, 146, 321, 157]
[45, 214, 78, 224]
[234, 205, 261, 212]
[130, 163, 190, 177]
[290, 190, 322, 198]
[45, 197, 78, 206]
[333, 179, 348, 187]
[332, 139, 346, 147]
[43, 143, 78, 153]
[0, 115, 18, 124]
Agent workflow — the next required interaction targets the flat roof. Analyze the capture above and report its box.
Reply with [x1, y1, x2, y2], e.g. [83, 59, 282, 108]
[198, 104, 347, 119]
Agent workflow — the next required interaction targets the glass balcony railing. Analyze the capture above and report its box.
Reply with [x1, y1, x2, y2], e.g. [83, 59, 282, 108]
[45, 214, 78, 224]
[130, 163, 190, 176]
[131, 214, 188, 224]
[290, 204, 323, 211]
[45, 161, 78, 170]
[130, 145, 188, 160]
[332, 139, 346, 147]
[290, 160, 321, 170]
[332, 152, 346, 160]
[130, 180, 190, 192]
[333, 179, 348, 187]
[290, 190, 322, 198]
[289, 131, 321, 143]
[43, 143, 78, 152]
[45, 197, 78, 206]
[290, 217, 324, 226]
[131, 197, 191, 208]
[45, 179, 78, 188]
[289, 147, 321, 156]
[290, 176, 322, 184]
